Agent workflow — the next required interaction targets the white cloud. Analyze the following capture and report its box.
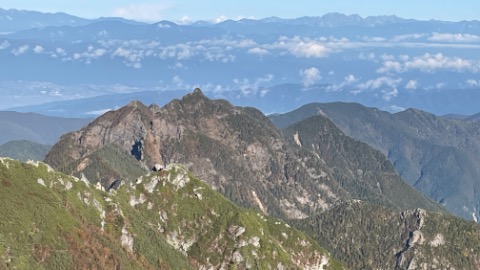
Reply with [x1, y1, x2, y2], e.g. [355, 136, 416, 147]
[234, 15, 255, 20]
[429, 33, 480, 43]
[399, 54, 410, 61]
[85, 109, 113, 116]
[269, 37, 333, 58]
[177, 16, 192, 25]
[361, 36, 387, 42]
[405, 80, 418, 90]
[33, 45, 44, 54]
[49, 90, 62, 97]
[213, 15, 228, 23]
[382, 88, 399, 101]
[259, 88, 269, 97]
[157, 23, 171, 29]
[199, 83, 227, 94]
[345, 74, 358, 83]
[171, 75, 191, 89]
[203, 51, 235, 63]
[112, 47, 144, 68]
[0, 41, 10, 50]
[380, 54, 395, 61]
[376, 60, 403, 73]
[335, 33, 480, 51]
[11, 45, 29, 56]
[255, 74, 274, 85]
[177, 46, 193, 60]
[97, 30, 109, 37]
[405, 53, 478, 73]
[389, 105, 406, 112]
[170, 62, 185, 70]
[73, 47, 106, 64]
[247, 47, 268, 55]
[106, 38, 251, 65]
[291, 41, 331, 58]
[377, 53, 480, 74]
[300, 67, 321, 87]
[237, 39, 257, 48]
[358, 52, 376, 61]
[153, 39, 247, 63]
[466, 79, 480, 87]
[325, 74, 359, 92]
[357, 77, 402, 91]
[391, 33, 427, 42]
[56, 48, 67, 56]
[233, 78, 251, 95]
[112, 3, 170, 22]
[233, 74, 274, 96]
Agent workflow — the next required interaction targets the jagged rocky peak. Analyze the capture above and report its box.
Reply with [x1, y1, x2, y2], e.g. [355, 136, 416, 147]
[45, 87, 442, 223]
[126, 99, 143, 108]
[178, 88, 210, 108]
[192, 87, 203, 95]
[163, 87, 233, 117]
[396, 107, 432, 119]
[125, 99, 154, 116]
[148, 103, 161, 113]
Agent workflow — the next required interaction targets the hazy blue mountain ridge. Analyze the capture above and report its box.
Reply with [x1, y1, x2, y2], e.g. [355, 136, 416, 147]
[270, 102, 480, 221]
[0, 111, 91, 144]
[0, 7, 145, 33]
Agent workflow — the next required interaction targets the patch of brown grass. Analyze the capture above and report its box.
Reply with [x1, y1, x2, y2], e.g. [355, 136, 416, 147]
[33, 244, 52, 263]
[1, 178, 12, 187]
[64, 226, 123, 270]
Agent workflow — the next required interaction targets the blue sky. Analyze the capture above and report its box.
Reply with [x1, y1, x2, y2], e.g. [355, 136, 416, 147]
[1, 0, 480, 22]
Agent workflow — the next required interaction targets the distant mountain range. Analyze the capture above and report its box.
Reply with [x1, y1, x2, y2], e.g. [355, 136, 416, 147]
[271, 102, 480, 221]
[1, 8, 480, 115]
[0, 8, 145, 33]
[9, 84, 480, 118]
[0, 111, 91, 144]
[0, 8, 417, 33]
[469, 112, 480, 121]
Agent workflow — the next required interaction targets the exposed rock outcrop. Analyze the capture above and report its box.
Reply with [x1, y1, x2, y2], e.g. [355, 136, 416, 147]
[45, 89, 442, 222]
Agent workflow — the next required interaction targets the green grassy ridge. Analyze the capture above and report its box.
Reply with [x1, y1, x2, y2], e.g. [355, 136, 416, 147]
[69, 144, 148, 187]
[47, 143, 148, 189]
[0, 158, 344, 269]
[0, 157, 147, 269]
[0, 140, 51, 162]
[118, 165, 345, 269]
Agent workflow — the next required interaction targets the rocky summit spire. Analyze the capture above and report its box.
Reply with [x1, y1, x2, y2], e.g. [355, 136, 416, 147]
[181, 87, 207, 104]
[193, 87, 203, 94]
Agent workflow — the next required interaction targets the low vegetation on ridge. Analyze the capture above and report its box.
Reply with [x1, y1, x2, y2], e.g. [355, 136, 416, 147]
[0, 157, 343, 269]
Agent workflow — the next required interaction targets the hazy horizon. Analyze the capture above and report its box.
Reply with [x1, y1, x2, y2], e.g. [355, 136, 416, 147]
[2, 0, 480, 23]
